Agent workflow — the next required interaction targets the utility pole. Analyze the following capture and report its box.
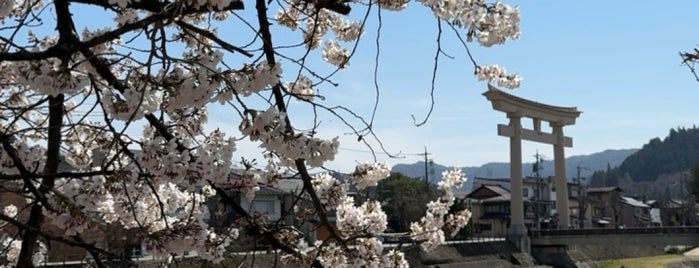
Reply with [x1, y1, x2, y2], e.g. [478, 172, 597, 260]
[417, 146, 432, 193]
[533, 151, 544, 229]
[577, 165, 587, 228]
[681, 172, 687, 226]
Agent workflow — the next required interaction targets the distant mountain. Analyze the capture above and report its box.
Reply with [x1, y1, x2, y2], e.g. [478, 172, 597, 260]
[392, 148, 638, 192]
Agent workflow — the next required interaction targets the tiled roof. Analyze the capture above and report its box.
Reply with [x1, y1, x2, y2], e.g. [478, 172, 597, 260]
[466, 184, 511, 201]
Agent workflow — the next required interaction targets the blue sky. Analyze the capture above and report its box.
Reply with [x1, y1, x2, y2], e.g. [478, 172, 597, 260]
[227, 1, 699, 173]
[68, 1, 699, 174]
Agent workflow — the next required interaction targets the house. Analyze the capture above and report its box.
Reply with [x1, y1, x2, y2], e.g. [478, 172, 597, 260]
[663, 198, 693, 226]
[585, 186, 622, 228]
[472, 176, 556, 230]
[208, 174, 325, 251]
[647, 200, 662, 227]
[466, 184, 513, 237]
[619, 196, 651, 227]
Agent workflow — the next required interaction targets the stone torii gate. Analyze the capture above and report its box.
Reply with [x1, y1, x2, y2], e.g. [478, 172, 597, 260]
[483, 85, 581, 252]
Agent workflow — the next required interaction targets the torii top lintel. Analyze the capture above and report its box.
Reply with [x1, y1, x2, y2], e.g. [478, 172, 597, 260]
[483, 84, 581, 125]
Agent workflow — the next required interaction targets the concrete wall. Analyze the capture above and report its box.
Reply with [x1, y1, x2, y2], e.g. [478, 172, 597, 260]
[532, 232, 699, 246]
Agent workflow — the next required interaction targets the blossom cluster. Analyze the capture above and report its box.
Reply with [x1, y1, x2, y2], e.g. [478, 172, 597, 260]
[221, 61, 282, 100]
[285, 75, 315, 101]
[1, 201, 45, 267]
[374, 0, 410, 11]
[417, 0, 520, 47]
[410, 168, 472, 252]
[274, 0, 363, 67]
[0, 235, 46, 267]
[282, 169, 472, 267]
[239, 106, 340, 167]
[476, 64, 522, 89]
[108, 0, 236, 9]
[350, 162, 391, 189]
[0, 138, 46, 176]
[281, 235, 409, 268]
[336, 196, 387, 237]
[100, 80, 164, 121]
[10, 59, 89, 97]
[312, 173, 347, 209]
[0, 0, 27, 19]
[322, 39, 351, 68]
[0, 1, 13, 18]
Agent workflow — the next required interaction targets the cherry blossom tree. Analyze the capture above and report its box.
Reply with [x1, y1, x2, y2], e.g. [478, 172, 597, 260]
[0, 0, 520, 267]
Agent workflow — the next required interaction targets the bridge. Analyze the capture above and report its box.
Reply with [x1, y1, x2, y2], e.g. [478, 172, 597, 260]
[530, 226, 699, 246]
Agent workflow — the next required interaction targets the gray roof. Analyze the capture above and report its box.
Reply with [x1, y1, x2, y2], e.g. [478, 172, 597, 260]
[256, 186, 288, 196]
[467, 184, 511, 202]
[586, 186, 622, 193]
[620, 196, 650, 208]
[276, 179, 305, 193]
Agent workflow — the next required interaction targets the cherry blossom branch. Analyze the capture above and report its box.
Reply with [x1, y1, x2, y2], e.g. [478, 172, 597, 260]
[209, 182, 323, 266]
[16, 0, 75, 263]
[681, 49, 699, 83]
[255, 0, 347, 249]
[17, 94, 64, 267]
[0, 0, 250, 63]
[0, 213, 114, 268]
[175, 21, 253, 57]
[412, 18, 443, 127]
[0, 170, 116, 181]
[77, 45, 189, 152]
[0, 131, 47, 204]
[70, 0, 244, 13]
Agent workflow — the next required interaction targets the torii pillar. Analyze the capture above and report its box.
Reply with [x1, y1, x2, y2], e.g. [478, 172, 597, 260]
[483, 85, 581, 252]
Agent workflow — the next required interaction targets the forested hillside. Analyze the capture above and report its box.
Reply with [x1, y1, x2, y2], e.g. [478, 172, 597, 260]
[590, 127, 699, 187]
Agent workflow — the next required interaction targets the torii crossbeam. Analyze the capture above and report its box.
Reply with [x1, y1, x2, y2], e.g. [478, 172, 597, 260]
[483, 84, 581, 252]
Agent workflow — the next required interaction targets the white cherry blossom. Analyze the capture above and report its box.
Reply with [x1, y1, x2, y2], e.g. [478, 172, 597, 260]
[0, 0, 516, 265]
[322, 39, 350, 68]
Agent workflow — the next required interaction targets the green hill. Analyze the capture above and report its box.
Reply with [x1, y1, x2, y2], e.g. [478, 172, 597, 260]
[590, 126, 699, 187]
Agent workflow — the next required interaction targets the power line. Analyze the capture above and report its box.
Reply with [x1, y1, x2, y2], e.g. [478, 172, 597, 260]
[338, 147, 430, 156]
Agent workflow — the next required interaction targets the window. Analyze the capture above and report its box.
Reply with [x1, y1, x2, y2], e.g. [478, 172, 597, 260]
[570, 208, 579, 216]
[594, 207, 604, 217]
[533, 189, 540, 199]
[130, 243, 146, 257]
[478, 223, 492, 231]
[523, 188, 529, 197]
[484, 204, 509, 213]
[485, 205, 497, 213]
[571, 187, 579, 197]
[252, 200, 276, 215]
